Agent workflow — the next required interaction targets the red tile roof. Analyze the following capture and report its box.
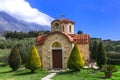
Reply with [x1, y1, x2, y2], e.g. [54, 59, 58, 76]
[51, 19, 75, 25]
[60, 19, 74, 24]
[68, 34, 90, 44]
[36, 32, 90, 45]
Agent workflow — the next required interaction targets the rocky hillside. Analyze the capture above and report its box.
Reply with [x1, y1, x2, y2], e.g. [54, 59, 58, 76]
[0, 11, 50, 34]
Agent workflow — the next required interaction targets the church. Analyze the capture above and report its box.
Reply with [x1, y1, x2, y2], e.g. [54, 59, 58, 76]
[36, 18, 90, 69]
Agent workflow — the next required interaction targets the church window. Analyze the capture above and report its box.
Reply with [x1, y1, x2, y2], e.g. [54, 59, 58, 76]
[54, 23, 59, 31]
[69, 25, 71, 32]
[52, 42, 62, 48]
[63, 25, 64, 32]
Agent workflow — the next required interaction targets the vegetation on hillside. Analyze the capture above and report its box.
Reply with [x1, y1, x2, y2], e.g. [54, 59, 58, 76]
[4, 30, 50, 39]
[90, 38, 120, 53]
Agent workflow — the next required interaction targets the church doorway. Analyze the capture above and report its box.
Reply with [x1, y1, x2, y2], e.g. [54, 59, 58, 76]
[52, 42, 62, 69]
[52, 49, 62, 68]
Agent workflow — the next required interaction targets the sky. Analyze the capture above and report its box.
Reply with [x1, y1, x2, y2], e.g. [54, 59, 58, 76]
[0, 0, 120, 40]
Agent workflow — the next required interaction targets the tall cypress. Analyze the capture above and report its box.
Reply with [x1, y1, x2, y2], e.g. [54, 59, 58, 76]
[8, 45, 22, 71]
[25, 45, 41, 73]
[67, 44, 84, 71]
[90, 41, 98, 62]
[97, 42, 107, 68]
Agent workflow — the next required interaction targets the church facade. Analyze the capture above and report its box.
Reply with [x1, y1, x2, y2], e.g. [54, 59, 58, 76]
[36, 19, 90, 69]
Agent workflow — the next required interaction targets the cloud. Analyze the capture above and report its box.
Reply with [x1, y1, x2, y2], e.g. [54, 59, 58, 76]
[0, 0, 53, 26]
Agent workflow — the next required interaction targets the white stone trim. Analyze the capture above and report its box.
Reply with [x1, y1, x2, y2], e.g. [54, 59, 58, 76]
[50, 40, 64, 69]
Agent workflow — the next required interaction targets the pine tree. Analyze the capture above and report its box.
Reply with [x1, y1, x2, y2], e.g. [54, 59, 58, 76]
[8, 45, 22, 71]
[90, 41, 98, 62]
[25, 45, 41, 73]
[97, 42, 107, 68]
[67, 44, 84, 71]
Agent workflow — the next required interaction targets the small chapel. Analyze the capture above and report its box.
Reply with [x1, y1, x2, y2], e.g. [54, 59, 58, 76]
[36, 18, 90, 69]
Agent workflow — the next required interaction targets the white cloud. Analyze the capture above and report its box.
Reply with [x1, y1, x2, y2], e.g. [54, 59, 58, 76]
[0, 0, 53, 26]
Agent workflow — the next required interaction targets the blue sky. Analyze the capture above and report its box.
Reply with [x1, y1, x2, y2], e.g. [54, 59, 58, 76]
[26, 0, 120, 40]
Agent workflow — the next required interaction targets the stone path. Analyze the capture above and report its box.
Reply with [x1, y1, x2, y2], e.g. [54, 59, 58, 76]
[42, 72, 57, 80]
[42, 69, 66, 80]
[42, 63, 99, 80]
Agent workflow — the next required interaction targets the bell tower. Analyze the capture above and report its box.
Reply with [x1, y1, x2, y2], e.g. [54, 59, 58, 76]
[51, 19, 75, 34]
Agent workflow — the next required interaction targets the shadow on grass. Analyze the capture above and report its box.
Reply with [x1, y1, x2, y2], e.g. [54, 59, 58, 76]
[97, 76, 110, 79]
[14, 71, 35, 76]
[58, 70, 78, 75]
[0, 70, 13, 74]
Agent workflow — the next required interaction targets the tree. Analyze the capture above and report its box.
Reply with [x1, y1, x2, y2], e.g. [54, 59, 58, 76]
[8, 45, 22, 71]
[90, 41, 98, 68]
[25, 45, 41, 73]
[97, 42, 107, 68]
[91, 41, 98, 61]
[67, 44, 84, 71]
[77, 30, 83, 34]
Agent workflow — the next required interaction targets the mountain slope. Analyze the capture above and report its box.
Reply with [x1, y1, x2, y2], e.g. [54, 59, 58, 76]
[0, 11, 50, 34]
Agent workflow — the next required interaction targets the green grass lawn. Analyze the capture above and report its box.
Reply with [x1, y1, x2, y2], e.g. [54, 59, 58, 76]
[52, 67, 120, 80]
[0, 65, 48, 80]
[0, 49, 10, 57]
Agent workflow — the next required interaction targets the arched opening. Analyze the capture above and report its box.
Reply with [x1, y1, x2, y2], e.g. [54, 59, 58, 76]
[52, 42, 62, 69]
[69, 25, 71, 32]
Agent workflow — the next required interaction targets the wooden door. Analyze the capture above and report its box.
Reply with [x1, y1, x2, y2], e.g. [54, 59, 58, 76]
[52, 50, 62, 68]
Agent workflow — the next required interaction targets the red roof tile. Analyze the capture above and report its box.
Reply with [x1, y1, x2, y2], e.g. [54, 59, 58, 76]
[36, 32, 90, 45]
[51, 19, 75, 25]
[60, 19, 74, 24]
[69, 34, 90, 44]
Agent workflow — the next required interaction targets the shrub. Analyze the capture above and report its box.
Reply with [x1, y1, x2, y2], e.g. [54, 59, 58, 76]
[8, 45, 22, 71]
[25, 45, 41, 73]
[67, 44, 84, 71]
[107, 52, 120, 59]
[0, 44, 6, 49]
[97, 42, 107, 68]
[102, 64, 117, 78]
[107, 58, 120, 65]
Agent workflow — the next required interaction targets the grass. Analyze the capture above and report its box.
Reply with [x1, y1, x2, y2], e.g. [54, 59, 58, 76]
[0, 49, 10, 57]
[0, 65, 48, 80]
[52, 67, 120, 80]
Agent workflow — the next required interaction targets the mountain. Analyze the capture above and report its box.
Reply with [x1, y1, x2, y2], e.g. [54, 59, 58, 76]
[0, 11, 50, 34]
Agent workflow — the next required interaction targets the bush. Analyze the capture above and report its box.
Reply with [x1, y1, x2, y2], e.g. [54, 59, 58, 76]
[25, 45, 41, 73]
[67, 44, 84, 71]
[8, 45, 22, 71]
[107, 58, 120, 65]
[102, 64, 117, 78]
[0, 44, 6, 49]
[107, 52, 120, 59]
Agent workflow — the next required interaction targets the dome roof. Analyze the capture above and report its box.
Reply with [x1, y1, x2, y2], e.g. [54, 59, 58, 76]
[60, 19, 74, 24]
[51, 19, 75, 24]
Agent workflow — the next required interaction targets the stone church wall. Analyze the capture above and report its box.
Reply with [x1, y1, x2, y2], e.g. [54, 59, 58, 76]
[77, 44, 90, 65]
[36, 33, 73, 69]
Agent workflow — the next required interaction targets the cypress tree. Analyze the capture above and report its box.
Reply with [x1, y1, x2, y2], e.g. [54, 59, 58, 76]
[25, 45, 41, 73]
[67, 44, 84, 71]
[90, 41, 98, 62]
[8, 45, 22, 71]
[97, 42, 107, 68]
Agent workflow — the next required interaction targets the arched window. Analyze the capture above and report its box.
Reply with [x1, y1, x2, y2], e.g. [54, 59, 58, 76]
[52, 42, 62, 48]
[69, 25, 71, 32]
[54, 23, 59, 31]
[63, 25, 64, 32]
